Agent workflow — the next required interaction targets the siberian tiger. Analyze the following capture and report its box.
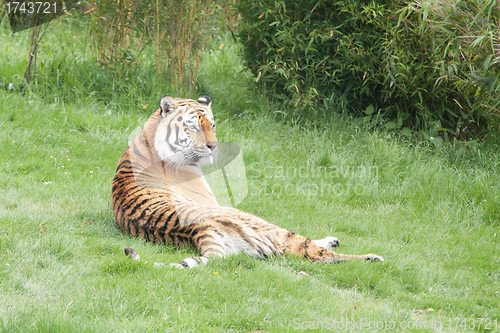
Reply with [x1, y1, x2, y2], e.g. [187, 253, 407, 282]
[111, 96, 383, 268]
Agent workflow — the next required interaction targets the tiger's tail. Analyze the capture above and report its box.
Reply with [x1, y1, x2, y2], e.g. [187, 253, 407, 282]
[283, 232, 384, 263]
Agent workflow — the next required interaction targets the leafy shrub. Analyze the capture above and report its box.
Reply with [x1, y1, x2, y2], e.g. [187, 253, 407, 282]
[83, 0, 211, 93]
[414, 0, 500, 139]
[235, 0, 500, 138]
[0, 0, 239, 105]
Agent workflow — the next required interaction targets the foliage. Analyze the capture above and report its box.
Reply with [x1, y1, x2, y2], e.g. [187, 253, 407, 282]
[0, 0, 236, 95]
[411, 0, 500, 139]
[83, 0, 212, 93]
[235, 0, 500, 138]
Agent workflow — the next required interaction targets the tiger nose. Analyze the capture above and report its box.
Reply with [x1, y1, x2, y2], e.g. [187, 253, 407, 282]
[207, 142, 218, 151]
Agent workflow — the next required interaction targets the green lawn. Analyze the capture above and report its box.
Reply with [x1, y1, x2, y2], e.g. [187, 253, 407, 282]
[1, 18, 499, 332]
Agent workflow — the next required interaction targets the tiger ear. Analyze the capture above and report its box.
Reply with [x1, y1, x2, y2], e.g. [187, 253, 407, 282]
[160, 96, 175, 116]
[197, 96, 212, 107]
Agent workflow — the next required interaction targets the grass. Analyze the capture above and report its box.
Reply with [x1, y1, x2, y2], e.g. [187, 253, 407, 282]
[1, 16, 499, 332]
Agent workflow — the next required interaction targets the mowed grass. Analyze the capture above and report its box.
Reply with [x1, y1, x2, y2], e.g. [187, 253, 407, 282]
[1, 19, 500, 332]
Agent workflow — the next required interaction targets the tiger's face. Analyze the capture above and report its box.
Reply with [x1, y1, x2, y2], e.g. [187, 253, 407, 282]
[154, 96, 218, 166]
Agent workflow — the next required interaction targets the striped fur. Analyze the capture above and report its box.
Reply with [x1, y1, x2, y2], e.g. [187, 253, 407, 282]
[112, 96, 383, 267]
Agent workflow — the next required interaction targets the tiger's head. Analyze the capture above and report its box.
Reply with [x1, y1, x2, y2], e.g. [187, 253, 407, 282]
[154, 96, 218, 166]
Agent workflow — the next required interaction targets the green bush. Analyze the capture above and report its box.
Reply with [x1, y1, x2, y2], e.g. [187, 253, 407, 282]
[235, 0, 500, 138]
[417, 0, 500, 139]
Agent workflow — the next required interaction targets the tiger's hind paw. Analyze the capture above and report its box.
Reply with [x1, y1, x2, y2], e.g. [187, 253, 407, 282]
[313, 236, 340, 249]
[365, 253, 384, 262]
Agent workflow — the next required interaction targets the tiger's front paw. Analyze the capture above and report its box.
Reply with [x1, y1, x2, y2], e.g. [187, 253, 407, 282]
[170, 256, 209, 269]
[124, 247, 141, 260]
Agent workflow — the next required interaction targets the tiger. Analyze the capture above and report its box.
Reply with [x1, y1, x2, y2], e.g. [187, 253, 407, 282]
[111, 96, 383, 268]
